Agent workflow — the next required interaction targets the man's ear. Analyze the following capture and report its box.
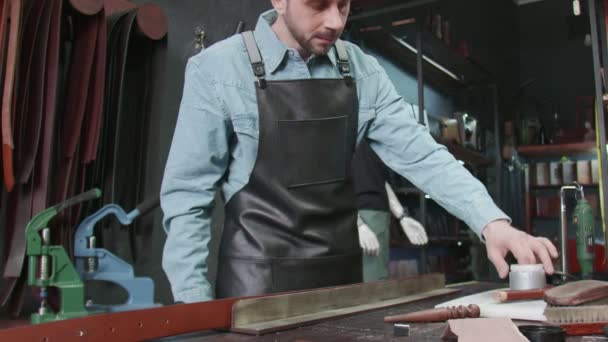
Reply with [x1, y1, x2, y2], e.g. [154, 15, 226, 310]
[271, 0, 287, 15]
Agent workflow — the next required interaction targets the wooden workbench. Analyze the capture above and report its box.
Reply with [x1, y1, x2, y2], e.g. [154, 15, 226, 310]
[153, 282, 594, 341]
[0, 282, 598, 341]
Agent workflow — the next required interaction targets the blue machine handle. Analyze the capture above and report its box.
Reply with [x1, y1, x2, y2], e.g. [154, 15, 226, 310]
[74, 195, 160, 258]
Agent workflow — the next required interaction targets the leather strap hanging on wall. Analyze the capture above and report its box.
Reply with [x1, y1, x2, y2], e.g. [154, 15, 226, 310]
[1, 0, 23, 193]
[1, 0, 34, 310]
[86, 3, 167, 265]
[1, 0, 105, 316]
[2, 0, 56, 314]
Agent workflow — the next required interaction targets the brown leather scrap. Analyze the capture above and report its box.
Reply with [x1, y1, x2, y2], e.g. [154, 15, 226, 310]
[544, 280, 608, 306]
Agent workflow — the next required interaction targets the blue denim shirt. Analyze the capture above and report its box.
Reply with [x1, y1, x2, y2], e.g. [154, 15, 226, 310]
[161, 10, 509, 303]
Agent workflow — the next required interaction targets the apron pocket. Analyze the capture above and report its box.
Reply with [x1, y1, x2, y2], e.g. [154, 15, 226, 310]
[278, 115, 348, 188]
[271, 253, 362, 293]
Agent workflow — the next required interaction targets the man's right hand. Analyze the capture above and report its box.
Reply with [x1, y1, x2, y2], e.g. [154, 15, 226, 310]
[358, 223, 380, 256]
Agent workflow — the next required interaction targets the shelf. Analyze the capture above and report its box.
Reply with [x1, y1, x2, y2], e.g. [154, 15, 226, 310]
[393, 24, 492, 86]
[530, 184, 599, 190]
[357, 27, 489, 92]
[517, 142, 597, 158]
[532, 216, 603, 221]
[435, 136, 494, 167]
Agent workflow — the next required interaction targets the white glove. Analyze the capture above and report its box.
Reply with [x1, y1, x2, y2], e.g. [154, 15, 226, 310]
[400, 216, 428, 245]
[358, 220, 380, 256]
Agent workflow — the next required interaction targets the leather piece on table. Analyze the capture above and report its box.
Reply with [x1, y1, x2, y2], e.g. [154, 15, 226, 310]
[544, 280, 608, 306]
[441, 317, 529, 342]
[1, 0, 24, 192]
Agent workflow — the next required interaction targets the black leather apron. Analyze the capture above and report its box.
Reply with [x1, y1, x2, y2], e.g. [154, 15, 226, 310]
[216, 31, 361, 298]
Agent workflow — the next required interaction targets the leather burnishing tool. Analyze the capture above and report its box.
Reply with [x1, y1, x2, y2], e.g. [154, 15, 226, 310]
[26, 189, 102, 324]
[384, 304, 480, 323]
[74, 196, 161, 312]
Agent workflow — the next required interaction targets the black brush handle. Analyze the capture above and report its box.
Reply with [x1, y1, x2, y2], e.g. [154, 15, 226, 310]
[136, 195, 160, 216]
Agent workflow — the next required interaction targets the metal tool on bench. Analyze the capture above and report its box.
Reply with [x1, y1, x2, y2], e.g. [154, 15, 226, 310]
[560, 183, 595, 279]
[26, 189, 102, 324]
[73, 195, 161, 312]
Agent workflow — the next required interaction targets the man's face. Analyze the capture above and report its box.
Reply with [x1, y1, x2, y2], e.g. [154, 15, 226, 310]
[274, 0, 350, 56]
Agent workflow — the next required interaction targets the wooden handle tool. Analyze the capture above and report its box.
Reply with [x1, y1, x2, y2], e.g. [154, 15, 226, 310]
[384, 304, 480, 323]
[494, 287, 551, 303]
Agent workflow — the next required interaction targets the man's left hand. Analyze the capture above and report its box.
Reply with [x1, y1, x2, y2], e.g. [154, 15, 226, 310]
[482, 220, 559, 278]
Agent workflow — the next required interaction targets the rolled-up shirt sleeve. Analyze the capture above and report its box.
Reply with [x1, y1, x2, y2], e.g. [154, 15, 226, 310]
[161, 59, 230, 302]
[363, 59, 510, 238]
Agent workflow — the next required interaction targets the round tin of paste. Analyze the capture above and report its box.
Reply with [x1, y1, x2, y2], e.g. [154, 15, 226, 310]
[509, 264, 546, 290]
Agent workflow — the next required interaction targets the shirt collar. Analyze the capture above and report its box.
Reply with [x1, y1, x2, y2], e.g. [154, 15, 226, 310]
[253, 9, 338, 74]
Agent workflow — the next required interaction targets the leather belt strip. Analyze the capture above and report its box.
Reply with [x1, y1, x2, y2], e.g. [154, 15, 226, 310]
[0, 297, 237, 342]
[1, 0, 104, 316]
[1, 0, 23, 193]
[4, 0, 56, 316]
[0, 274, 449, 341]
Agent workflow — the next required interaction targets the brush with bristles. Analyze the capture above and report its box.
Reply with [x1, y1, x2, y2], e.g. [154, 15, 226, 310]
[542, 280, 608, 336]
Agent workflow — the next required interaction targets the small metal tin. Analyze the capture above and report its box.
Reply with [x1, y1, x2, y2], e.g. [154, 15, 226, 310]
[509, 264, 546, 290]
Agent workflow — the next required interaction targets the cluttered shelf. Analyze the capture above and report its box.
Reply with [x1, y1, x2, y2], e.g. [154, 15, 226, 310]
[391, 23, 492, 85]
[530, 184, 598, 189]
[356, 25, 490, 91]
[517, 142, 597, 158]
[435, 136, 493, 167]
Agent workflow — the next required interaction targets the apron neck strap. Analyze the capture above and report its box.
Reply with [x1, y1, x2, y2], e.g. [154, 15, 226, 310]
[242, 31, 353, 87]
[242, 31, 267, 88]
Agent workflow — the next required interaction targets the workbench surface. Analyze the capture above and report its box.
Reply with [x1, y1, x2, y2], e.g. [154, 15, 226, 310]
[0, 282, 598, 341]
[152, 282, 594, 342]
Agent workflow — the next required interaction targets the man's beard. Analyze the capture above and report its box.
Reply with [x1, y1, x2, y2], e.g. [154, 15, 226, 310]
[283, 13, 334, 56]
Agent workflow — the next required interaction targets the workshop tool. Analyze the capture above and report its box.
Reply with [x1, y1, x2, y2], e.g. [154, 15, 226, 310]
[26, 189, 102, 324]
[73, 196, 161, 312]
[543, 280, 608, 335]
[560, 183, 595, 278]
[494, 287, 552, 303]
[384, 304, 480, 323]
[0, 274, 451, 341]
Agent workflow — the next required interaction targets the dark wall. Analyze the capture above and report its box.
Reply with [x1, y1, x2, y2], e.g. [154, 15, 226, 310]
[517, 0, 594, 128]
[442, 0, 520, 126]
